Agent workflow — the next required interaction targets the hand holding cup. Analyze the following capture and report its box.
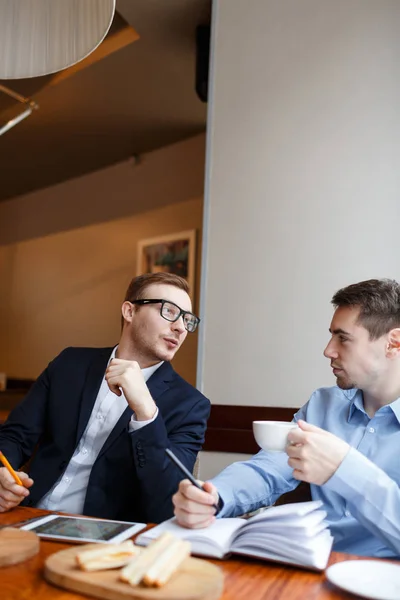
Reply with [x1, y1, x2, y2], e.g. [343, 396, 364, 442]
[253, 420, 299, 452]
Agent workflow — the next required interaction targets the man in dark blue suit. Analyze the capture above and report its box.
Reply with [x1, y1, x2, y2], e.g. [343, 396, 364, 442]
[0, 273, 210, 523]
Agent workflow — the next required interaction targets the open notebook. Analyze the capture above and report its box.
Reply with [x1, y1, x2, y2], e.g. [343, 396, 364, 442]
[136, 501, 333, 571]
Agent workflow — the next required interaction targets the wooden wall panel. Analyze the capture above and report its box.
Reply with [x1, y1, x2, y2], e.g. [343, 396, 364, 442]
[203, 405, 297, 453]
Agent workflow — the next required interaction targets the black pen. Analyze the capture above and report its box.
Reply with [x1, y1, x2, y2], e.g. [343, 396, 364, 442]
[165, 448, 220, 514]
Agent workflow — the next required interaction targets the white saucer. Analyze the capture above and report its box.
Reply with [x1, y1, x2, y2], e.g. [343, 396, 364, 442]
[325, 560, 400, 600]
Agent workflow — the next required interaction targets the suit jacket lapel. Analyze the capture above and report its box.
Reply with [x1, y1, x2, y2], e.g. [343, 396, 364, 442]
[75, 348, 113, 445]
[146, 361, 174, 399]
[97, 361, 175, 459]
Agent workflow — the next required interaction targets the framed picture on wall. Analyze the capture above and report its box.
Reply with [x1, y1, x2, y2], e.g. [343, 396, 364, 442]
[137, 230, 196, 295]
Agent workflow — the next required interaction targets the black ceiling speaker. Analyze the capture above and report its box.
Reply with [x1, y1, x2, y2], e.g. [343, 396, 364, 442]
[195, 24, 210, 102]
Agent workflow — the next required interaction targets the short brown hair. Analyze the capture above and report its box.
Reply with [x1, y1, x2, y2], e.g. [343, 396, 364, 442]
[121, 272, 190, 328]
[331, 278, 400, 339]
[124, 272, 189, 302]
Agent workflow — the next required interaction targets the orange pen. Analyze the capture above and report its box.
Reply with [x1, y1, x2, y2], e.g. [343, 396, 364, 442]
[0, 451, 23, 486]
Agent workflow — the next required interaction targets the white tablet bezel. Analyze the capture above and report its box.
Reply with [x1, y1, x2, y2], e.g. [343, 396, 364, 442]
[20, 514, 146, 544]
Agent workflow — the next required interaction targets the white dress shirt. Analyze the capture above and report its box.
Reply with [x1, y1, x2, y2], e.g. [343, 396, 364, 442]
[37, 347, 162, 514]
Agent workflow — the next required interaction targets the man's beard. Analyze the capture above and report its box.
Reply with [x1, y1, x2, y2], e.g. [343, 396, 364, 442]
[336, 373, 356, 390]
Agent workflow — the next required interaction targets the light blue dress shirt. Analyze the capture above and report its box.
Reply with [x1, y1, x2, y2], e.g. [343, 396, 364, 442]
[213, 387, 400, 558]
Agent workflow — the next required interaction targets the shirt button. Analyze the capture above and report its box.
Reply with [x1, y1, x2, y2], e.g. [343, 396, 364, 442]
[82, 448, 87, 455]
[368, 427, 375, 433]
[64, 477, 70, 482]
[97, 414, 104, 420]
[345, 510, 351, 517]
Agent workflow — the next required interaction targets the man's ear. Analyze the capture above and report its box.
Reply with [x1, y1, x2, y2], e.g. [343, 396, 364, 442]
[386, 328, 400, 357]
[121, 301, 134, 324]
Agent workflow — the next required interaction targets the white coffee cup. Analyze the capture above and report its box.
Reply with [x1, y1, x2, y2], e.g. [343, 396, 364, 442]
[253, 420, 299, 452]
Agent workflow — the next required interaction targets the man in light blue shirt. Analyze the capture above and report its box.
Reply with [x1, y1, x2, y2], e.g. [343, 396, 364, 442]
[173, 278, 400, 558]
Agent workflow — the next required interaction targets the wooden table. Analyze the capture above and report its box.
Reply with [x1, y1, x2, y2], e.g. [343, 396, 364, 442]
[0, 507, 365, 600]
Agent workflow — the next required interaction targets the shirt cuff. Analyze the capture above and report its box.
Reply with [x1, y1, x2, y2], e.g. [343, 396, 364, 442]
[128, 407, 159, 432]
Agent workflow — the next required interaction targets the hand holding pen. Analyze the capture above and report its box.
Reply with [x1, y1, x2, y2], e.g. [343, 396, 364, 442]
[0, 451, 33, 512]
[0, 451, 24, 485]
[166, 448, 221, 528]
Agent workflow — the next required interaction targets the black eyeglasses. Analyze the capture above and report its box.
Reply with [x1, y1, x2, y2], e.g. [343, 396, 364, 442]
[131, 299, 200, 333]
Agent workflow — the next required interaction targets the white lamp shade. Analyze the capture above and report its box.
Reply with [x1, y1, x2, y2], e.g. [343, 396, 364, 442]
[0, 0, 116, 79]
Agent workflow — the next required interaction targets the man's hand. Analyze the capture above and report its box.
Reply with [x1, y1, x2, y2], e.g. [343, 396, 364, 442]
[105, 358, 157, 421]
[0, 467, 33, 513]
[286, 420, 350, 485]
[173, 479, 219, 529]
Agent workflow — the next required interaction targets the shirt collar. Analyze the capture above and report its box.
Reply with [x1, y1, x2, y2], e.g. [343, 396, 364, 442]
[345, 388, 362, 422]
[347, 387, 400, 425]
[388, 397, 400, 425]
[110, 345, 163, 383]
[141, 361, 163, 382]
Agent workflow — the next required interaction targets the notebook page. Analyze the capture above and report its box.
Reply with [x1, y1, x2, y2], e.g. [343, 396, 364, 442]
[234, 525, 328, 553]
[239, 509, 327, 538]
[234, 529, 334, 571]
[232, 529, 331, 557]
[135, 516, 245, 559]
[246, 500, 324, 523]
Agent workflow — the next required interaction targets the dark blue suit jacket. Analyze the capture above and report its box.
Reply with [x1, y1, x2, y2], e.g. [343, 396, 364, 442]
[0, 347, 210, 523]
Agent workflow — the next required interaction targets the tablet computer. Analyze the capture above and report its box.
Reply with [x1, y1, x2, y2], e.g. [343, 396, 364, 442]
[20, 514, 146, 544]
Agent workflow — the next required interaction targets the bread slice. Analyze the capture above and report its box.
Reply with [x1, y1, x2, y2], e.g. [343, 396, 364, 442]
[142, 539, 191, 587]
[76, 540, 140, 571]
[120, 532, 174, 586]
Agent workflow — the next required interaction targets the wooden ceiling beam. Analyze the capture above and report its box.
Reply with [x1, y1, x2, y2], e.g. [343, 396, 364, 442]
[49, 25, 139, 87]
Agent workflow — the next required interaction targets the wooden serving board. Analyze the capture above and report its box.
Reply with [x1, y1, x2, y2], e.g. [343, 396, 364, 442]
[44, 543, 224, 600]
[0, 527, 40, 567]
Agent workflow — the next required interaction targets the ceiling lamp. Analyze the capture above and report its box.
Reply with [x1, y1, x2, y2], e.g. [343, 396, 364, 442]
[0, 0, 116, 79]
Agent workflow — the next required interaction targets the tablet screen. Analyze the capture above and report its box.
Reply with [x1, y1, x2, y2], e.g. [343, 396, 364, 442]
[22, 515, 146, 543]
[35, 516, 134, 540]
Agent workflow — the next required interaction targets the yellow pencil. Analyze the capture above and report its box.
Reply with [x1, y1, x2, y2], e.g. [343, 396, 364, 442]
[0, 451, 23, 486]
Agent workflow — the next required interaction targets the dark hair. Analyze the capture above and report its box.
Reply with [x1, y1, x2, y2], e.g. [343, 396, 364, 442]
[121, 272, 190, 327]
[331, 278, 400, 339]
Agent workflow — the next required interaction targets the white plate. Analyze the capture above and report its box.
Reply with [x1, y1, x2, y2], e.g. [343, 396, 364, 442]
[325, 560, 400, 600]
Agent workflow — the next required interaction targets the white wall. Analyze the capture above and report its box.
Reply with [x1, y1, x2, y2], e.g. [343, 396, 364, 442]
[199, 0, 400, 478]
[198, 450, 251, 481]
[199, 0, 400, 407]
